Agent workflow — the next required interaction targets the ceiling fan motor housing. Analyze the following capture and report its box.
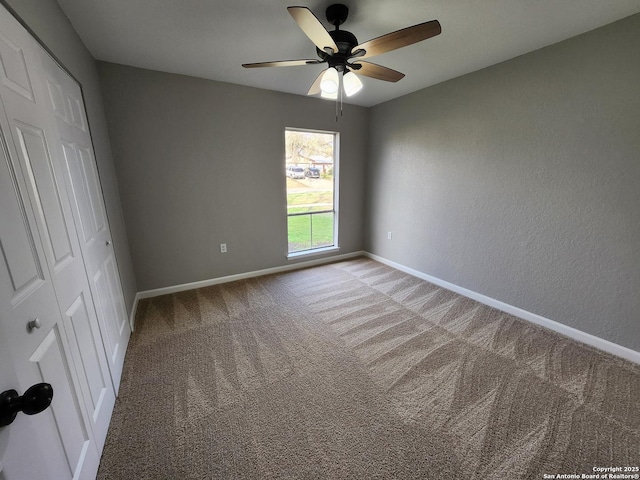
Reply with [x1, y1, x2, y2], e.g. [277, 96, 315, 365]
[316, 5, 359, 73]
[316, 30, 359, 72]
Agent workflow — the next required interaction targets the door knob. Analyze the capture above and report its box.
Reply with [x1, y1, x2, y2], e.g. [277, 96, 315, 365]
[28, 318, 41, 331]
[0, 383, 54, 427]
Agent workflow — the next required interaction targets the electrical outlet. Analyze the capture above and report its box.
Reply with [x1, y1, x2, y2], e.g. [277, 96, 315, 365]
[220, 243, 227, 253]
[387, 231, 392, 240]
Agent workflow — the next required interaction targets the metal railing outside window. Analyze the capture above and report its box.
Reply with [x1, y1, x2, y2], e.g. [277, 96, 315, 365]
[287, 210, 334, 253]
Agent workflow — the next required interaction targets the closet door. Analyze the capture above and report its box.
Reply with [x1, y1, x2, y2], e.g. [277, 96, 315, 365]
[0, 5, 118, 478]
[0, 99, 100, 480]
[39, 51, 131, 391]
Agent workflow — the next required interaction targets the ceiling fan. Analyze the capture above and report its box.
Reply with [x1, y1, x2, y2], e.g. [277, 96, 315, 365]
[242, 4, 441, 99]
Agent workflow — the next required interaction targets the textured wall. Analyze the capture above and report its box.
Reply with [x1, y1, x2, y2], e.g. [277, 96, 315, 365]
[3, 0, 138, 313]
[366, 14, 640, 351]
[98, 63, 368, 291]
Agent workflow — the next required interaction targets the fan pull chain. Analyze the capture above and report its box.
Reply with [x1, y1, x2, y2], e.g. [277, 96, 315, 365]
[335, 72, 344, 122]
[340, 72, 344, 120]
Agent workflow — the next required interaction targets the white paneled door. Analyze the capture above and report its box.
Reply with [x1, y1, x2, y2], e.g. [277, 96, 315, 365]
[0, 116, 92, 479]
[0, 6, 129, 478]
[40, 48, 130, 391]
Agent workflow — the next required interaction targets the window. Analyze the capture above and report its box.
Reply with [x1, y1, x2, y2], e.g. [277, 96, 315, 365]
[285, 128, 338, 256]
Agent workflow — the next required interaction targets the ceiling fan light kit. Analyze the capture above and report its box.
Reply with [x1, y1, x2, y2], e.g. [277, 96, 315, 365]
[242, 4, 441, 105]
[321, 90, 338, 100]
[343, 71, 363, 97]
[320, 67, 340, 94]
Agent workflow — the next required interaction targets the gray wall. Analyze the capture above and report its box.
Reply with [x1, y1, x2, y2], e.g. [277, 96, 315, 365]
[366, 14, 640, 351]
[3, 0, 138, 313]
[97, 63, 368, 291]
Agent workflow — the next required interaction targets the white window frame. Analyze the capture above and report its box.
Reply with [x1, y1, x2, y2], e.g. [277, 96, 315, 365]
[285, 127, 339, 258]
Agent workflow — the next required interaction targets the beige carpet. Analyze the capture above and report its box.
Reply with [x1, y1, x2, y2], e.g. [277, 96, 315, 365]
[98, 257, 640, 479]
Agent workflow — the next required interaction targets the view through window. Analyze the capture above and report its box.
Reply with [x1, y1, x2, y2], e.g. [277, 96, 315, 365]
[285, 129, 337, 254]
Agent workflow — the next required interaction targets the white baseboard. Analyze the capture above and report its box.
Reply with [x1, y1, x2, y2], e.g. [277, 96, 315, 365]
[364, 252, 640, 365]
[126, 249, 639, 365]
[129, 251, 366, 329]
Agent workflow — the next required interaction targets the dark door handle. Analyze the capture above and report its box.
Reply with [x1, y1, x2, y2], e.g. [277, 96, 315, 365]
[0, 383, 54, 427]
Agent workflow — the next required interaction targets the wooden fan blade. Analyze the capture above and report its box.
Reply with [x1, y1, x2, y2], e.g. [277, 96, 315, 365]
[242, 59, 322, 68]
[352, 62, 405, 82]
[287, 6, 338, 54]
[307, 69, 326, 95]
[353, 20, 441, 59]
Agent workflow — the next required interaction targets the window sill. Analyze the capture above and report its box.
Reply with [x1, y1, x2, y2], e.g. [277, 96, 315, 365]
[287, 246, 340, 260]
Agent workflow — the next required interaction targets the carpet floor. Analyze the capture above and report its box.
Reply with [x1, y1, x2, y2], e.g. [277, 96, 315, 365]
[97, 257, 640, 479]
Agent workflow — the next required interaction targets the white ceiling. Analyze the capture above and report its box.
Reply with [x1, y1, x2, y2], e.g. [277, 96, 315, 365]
[57, 0, 640, 107]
